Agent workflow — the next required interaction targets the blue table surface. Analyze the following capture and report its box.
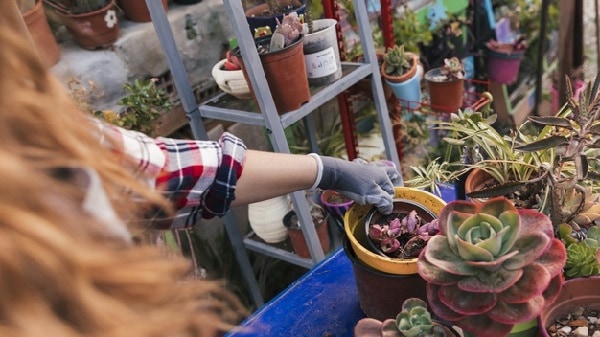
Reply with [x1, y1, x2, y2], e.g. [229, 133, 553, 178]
[224, 247, 366, 337]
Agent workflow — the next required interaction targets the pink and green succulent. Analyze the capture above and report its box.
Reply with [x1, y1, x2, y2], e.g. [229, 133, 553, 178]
[417, 197, 566, 337]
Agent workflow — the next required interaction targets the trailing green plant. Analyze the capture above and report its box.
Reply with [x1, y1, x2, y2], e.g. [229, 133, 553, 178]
[417, 197, 566, 337]
[404, 159, 455, 197]
[95, 78, 172, 137]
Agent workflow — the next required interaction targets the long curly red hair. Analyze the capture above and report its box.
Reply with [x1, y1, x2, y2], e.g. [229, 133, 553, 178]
[0, 2, 248, 336]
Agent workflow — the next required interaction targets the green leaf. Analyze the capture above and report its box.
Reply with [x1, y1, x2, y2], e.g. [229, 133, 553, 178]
[514, 135, 569, 152]
[527, 116, 574, 129]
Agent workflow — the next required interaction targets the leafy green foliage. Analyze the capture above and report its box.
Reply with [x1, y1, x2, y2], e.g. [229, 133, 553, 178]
[107, 78, 172, 137]
[392, 2, 432, 54]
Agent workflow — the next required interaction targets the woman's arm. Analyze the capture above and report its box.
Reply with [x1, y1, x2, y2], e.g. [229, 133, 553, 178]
[232, 150, 318, 205]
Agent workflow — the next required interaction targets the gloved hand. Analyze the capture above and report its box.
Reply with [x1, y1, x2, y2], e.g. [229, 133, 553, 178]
[313, 155, 401, 214]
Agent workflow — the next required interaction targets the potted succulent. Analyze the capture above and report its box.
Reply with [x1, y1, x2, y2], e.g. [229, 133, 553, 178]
[354, 298, 460, 337]
[43, 0, 119, 50]
[424, 57, 465, 113]
[485, 36, 528, 85]
[365, 201, 439, 259]
[283, 204, 330, 258]
[537, 224, 600, 336]
[380, 44, 422, 110]
[417, 197, 567, 337]
[343, 186, 446, 320]
[244, 0, 306, 37]
[233, 11, 311, 114]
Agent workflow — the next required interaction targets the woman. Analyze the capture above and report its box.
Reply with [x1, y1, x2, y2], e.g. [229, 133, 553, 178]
[0, 1, 400, 335]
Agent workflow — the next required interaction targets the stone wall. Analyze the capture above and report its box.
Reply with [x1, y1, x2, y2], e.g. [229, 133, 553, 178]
[50, 0, 234, 112]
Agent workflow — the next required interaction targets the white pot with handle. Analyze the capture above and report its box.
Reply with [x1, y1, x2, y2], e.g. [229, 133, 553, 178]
[247, 195, 291, 243]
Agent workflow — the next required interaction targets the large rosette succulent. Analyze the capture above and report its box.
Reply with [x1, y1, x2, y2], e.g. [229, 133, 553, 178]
[417, 197, 566, 337]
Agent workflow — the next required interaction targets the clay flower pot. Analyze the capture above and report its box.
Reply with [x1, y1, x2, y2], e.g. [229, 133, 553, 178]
[234, 34, 311, 114]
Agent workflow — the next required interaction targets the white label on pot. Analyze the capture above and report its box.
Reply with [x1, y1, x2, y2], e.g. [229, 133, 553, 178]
[304, 47, 337, 78]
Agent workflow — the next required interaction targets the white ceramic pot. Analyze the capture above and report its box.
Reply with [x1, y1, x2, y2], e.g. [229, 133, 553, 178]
[211, 59, 252, 99]
[247, 195, 291, 243]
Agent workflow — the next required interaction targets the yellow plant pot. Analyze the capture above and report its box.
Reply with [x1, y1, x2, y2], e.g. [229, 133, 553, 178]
[344, 187, 446, 275]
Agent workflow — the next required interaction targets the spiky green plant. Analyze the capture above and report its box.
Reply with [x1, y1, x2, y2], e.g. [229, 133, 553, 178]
[382, 45, 414, 77]
[417, 197, 566, 337]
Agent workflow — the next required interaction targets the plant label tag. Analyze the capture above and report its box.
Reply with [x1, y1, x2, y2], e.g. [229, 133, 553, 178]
[304, 47, 337, 78]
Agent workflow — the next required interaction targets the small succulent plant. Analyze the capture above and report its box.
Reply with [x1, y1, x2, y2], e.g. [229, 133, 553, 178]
[417, 197, 566, 337]
[559, 224, 600, 279]
[439, 57, 464, 80]
[382, 44, 414, 77]
[368, 210, 439, 259]
[354, 298, 454, 337]
[268, 11, 305, 52]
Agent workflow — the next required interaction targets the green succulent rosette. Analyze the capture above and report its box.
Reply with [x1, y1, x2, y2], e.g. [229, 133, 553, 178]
[417, 197, 566, 337]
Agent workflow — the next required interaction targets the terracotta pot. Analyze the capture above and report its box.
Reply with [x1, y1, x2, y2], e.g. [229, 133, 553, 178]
[283, 209, 330, 258]
[464, 167, 493, 202]
[380, 52, 419, 84]
[51, 0, 120, 50]
[425, 67, 464, 113]
[234, 35, 311, 114]
[537, 276, 600, 337]
[117, 0, 168, 22]
[23, 0, 60, 69]
[244, 2, 306, 36]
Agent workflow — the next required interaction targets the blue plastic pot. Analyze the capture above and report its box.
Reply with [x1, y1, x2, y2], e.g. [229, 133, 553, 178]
[384, 65, 423, 110]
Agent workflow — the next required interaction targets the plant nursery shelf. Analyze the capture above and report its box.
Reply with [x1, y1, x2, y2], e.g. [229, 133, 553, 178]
[198, 63, 369, 128]
[146, 0, 398, 309]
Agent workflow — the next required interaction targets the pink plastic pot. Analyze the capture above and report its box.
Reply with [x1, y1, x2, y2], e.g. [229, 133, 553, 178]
[486, 47, 525, 85]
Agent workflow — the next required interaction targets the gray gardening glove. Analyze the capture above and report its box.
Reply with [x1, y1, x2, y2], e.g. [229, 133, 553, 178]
[316, 156, 401, 214]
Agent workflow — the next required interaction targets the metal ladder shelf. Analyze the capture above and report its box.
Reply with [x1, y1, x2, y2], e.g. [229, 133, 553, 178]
[146, 0, 399, 309]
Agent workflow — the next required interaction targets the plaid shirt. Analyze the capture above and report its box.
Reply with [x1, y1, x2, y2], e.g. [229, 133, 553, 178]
[101, 123, 247, 229]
